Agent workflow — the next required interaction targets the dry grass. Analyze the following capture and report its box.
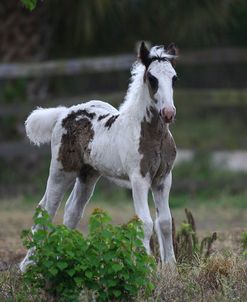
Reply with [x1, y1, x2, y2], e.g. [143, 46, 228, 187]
[1, 254, 246, 302]
[136, 254, 247, 302]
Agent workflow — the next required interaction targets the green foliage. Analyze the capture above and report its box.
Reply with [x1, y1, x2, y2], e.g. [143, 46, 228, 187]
[19, 0, 244, 57]
[2, 80, 27, 103]
[241, 231, 247, 257]
[13, 1, 247, 56]
[20, 0, 38, 11]
[21, 207, 155, 301]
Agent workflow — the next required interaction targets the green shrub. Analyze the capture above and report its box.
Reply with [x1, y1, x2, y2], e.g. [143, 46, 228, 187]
[21, 0, 38, 11]
[21, 207, 155, 301]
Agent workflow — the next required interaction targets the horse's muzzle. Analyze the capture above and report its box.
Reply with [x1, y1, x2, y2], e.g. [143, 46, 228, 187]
[161, 107, 176, 123]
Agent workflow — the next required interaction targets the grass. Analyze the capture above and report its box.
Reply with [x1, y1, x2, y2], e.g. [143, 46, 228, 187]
[0, 181, 245, 301]
[0, 195, 246, 266]
[1, 252, 246, 301]
[172, 89, 247, 150]
[1, 151, 247, 203]
[172, 153, 247, 204]
[1, 253, 246, 301]
[0, 206, 246, 302]
[139, 254, 247, 302]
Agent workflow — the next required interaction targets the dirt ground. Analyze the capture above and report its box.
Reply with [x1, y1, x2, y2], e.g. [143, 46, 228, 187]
[0, 197, 246, 270]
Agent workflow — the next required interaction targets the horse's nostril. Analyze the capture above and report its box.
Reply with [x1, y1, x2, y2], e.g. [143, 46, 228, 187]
[166, 112, 173, 119]
[165, 116, 172, 123]
[163, 108, 175, 123]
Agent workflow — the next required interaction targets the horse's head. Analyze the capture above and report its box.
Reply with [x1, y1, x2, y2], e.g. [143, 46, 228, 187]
[139, 42, 178, 124]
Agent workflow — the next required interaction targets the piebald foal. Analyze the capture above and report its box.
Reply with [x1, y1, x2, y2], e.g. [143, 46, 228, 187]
[21, 42, 178, 271]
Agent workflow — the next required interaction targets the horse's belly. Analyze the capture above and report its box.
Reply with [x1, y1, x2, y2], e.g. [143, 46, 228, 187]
[88, 135, 128, 179]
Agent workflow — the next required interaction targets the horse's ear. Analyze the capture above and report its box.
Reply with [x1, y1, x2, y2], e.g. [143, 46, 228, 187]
[167, 43, 178, 56]
[166, 43, 178, 66]
[139, 42, 150, 68]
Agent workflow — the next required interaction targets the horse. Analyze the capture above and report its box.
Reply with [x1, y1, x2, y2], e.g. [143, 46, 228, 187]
[20, 42, 178, 271]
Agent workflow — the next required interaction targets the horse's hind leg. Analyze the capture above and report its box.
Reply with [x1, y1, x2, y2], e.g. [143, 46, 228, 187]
[38, 158, 76, 219]
[64, 167, 100, 229]
[20, 158, 76, 272]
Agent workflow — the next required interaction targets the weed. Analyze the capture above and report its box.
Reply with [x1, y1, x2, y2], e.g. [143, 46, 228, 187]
[0, 266, 38, 302]
[151, 209, 217, 264]
[137, 255, 247, 302]
[241, 231, 247, 257]
[198, 254, 235, 290]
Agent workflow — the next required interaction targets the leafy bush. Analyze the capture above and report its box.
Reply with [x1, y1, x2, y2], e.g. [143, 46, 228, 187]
[21, 207, 155, 301]
[20, 0, 38, 11]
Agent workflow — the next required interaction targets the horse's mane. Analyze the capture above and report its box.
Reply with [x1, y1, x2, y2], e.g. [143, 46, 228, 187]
[149, 45, 175, 60]
[119, 46, 174, 113]
[119, 61, 145, 112]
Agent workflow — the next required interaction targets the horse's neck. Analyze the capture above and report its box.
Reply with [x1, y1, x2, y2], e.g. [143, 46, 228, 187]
[120, 86, 169, 135]
[120, 85, 151, 123]
[119, 67, 169, 134]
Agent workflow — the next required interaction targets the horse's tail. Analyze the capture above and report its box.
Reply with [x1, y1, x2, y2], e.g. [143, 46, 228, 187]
[25, 106, 66, 146]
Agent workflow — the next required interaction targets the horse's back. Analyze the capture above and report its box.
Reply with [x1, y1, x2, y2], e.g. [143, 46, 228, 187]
[69, 100, 119, 117]
[53, 99, 121, 174]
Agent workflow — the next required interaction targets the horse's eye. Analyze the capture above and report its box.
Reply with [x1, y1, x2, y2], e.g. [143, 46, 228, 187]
[172, 75, 178, 88]
[147, 72, 158, 92]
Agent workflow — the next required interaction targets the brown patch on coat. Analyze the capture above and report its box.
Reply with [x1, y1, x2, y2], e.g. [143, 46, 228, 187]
[148, 86, 158, 103]
[105, 115, 119, 129]
[143, 69, 148, 82]
[98, 113, 110, 121]
[146, 108, 151, 118]
[144, 70, 158, 102]
[139, 107, 176, 186]
[77, 109, 96, 120]
[58, 110, 95, 172]
[147, 79, 158, 102]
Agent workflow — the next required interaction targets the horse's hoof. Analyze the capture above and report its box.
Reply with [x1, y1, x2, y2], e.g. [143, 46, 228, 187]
[19, 257, 33, 273]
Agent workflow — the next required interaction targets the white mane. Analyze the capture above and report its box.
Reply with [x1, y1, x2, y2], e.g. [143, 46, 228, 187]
[149, 45, 175, 60]
[119, 61, 145, 112]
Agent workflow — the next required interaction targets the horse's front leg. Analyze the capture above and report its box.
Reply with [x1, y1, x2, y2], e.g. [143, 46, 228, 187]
[130, 174, 153, 254]
[152, 172, 176, 265]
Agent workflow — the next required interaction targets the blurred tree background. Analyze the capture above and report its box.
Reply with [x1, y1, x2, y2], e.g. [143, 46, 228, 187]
[1, 0, 246, 61]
